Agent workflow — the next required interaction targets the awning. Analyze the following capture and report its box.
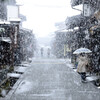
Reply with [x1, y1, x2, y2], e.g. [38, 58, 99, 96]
[0, 37, 12, 43]
[71, 0, 82, 6]
[65, 15, 86, 29]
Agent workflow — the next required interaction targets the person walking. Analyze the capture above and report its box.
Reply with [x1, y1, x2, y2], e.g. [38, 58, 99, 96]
[40, 48, 44, 57]
[77, 53, 89, 82]
[47, 48, 50, 58]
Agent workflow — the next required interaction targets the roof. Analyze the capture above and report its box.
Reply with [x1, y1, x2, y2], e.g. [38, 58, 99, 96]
[7, 73, 21, 78]
[14, 67, 27, 73]
[65, 15, 86, 29]
[71, 0, 98, 7]
[0, 37, 12, 43]
[9, 18, 21, 22]
[55, 29, 74, 33]
[71, 0, 82, 6]
[55, 22, 66, 30]
[0, 21, 10, 25]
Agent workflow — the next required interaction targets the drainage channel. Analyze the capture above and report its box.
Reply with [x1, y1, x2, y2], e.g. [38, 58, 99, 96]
[0, 75, 20, 97]
[0, 65, 28, 98]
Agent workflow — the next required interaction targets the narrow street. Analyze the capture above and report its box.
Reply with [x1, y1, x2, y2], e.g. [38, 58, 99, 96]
[1, 0, 100, 100]
[4, 58, 100, 100]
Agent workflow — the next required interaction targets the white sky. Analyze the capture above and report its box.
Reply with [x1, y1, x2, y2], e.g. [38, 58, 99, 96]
[16, 0, 81, 38]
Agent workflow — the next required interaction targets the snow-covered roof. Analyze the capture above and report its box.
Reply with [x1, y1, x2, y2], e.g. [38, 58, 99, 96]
[65, 15, 86, 29]
[20, 63, 31, 67]
[0, 21, 10, 25]
[56, 29, 69, 33]
[14, 67, 27, 73]
[0, 37, 12, 43]
[71, 0, 98, 7]
[9, 18, 21, 22]
[71, 0, 82, 6]
[7, 73, 21, 78]
[55, 22, 66, 30]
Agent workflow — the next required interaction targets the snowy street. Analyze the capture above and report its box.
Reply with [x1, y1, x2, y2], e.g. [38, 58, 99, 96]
[1, 0, 100, 99]
[3, 58, 100, 100]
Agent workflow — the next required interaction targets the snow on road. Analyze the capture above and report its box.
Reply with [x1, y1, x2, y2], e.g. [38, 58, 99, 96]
[16, 80, 33, 94]
[4, 58, 100, 100]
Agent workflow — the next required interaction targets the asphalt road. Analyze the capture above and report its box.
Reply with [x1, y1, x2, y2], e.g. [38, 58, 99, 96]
[4, 58, 100, 100]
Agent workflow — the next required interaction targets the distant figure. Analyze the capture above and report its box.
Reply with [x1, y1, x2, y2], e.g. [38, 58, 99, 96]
[47, 48, 50, 58]
[41, 48, 44, 57]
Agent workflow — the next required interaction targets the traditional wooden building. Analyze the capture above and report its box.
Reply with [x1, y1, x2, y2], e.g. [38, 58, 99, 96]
[69, 0, 100, 85]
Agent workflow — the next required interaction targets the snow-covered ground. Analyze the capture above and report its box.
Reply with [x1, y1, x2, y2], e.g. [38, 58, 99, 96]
[15, 80, 33, 94]
[4, 58, 100, 100]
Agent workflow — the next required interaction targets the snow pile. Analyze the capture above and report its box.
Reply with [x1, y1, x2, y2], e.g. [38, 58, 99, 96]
[7, 73, 21, 78]
[14, 67, 27, 73]
[16, 80, 32, 94]
[1, 89, 6, 97]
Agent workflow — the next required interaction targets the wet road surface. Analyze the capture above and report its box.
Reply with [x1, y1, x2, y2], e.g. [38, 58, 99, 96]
[4, 58, 100, 100]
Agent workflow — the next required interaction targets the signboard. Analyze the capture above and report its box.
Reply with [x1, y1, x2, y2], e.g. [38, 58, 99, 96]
[7, 5, 19, 21]
[14, 26, 17, 44]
